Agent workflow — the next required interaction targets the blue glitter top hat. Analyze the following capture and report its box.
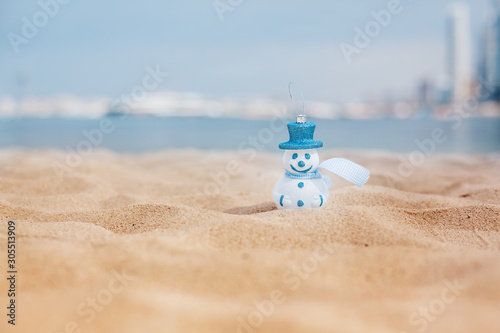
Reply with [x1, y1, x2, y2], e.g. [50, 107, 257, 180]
[279, 115, 323, 150]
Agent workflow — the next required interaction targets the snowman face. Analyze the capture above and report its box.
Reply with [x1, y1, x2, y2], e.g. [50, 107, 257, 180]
[283, 149, 319, 174]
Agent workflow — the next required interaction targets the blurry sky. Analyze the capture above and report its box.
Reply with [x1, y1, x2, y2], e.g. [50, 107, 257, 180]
[0, 0, 493, 102]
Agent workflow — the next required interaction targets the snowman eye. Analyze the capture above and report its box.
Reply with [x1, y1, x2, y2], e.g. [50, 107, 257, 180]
[292, 153, 298, 159]
[305, 153, 311, 160]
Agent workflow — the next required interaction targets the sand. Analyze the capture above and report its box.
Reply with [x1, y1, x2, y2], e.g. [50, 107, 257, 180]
[0, 148, 499, 333]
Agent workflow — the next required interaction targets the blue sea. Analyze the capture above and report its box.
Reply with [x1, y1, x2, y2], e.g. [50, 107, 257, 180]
[0, 117, 499, 153]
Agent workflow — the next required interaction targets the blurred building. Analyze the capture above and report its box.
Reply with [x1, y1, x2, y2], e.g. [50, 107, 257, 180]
[479, 0, 500, 101]
[417, 79, 434, 105]
[447, 3, 472, 102]
[415, 79, 434, 117]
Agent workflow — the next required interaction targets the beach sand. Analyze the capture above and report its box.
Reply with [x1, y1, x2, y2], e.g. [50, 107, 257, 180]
[0, 148, 499, 333]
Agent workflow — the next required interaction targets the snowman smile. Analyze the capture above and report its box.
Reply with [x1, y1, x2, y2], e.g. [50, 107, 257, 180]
[290, 164, 312, 173]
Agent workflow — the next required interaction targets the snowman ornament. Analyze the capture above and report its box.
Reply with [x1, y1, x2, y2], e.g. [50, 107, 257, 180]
[273, 114, 370, 210]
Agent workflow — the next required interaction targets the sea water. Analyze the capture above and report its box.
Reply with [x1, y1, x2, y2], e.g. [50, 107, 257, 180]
[0, 116, 498, 153]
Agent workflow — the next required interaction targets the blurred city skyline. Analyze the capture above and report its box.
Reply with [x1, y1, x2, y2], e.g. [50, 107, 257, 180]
[1, 0, 499, 119]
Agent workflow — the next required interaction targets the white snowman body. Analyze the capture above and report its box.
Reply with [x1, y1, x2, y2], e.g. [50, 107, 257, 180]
[273, 149, 329, 209]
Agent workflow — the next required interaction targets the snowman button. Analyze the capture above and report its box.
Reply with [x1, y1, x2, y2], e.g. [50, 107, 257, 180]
[298, 182, 304, 188]
[297, 200, 304, 207]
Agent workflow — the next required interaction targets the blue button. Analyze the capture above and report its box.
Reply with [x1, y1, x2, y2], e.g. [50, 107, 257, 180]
[298, 182, 304, 188]
[297, 200, 304, 207]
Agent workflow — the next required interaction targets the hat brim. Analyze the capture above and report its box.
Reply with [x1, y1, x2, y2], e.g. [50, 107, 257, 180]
[279, 140, 323, 150]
